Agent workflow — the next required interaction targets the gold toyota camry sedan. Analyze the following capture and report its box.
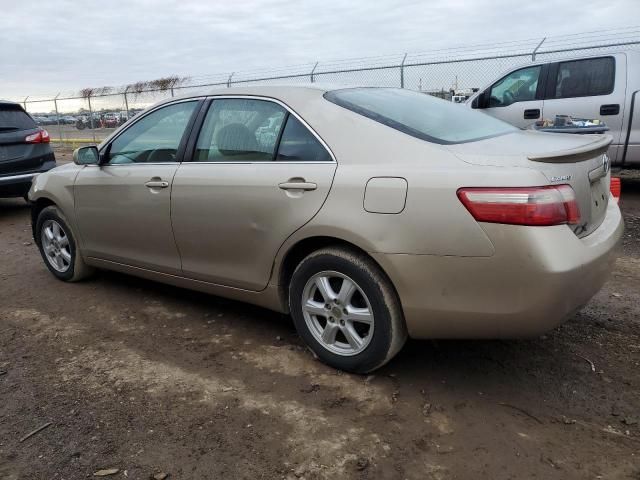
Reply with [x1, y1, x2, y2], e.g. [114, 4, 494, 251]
[29, 86, 623, 373]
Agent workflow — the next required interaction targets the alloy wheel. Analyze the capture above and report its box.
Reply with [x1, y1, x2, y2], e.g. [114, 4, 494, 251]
[301, 271, 374, 356]
[41, 219, 72, 273]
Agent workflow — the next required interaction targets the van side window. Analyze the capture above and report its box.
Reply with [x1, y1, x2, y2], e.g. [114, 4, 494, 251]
[489, 66, 541, 108]
[554, 57, 615, 99]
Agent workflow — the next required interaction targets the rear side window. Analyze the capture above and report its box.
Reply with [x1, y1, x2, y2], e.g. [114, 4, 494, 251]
[0, 104, 37, 131]
[325, 88, 516, 145]
[276, 116, 332, 162]
[195, 99, 286, 162]
[193, 98, 332, 162]
[553, 57, 615, 99]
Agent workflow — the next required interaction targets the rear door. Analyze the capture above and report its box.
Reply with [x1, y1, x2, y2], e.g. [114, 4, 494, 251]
[541, 55, 625, 162]
[171, 97, 336, 291]
[0, 103, 49, 177]
[483, 64, 545, 128]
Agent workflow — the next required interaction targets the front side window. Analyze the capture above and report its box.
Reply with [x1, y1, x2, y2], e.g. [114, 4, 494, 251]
[325, 88, 516, 145]
[107, 101, 197, 164]
[554, 57, 615, 99]
[489, 66, 541, 107]
[194, 99, 286, 162]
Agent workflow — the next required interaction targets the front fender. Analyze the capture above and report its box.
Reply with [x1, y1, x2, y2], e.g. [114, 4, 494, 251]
[29, 163, 83, 244]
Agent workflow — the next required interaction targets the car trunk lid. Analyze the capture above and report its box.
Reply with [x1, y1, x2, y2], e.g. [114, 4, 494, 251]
[447, 130, 613, 238]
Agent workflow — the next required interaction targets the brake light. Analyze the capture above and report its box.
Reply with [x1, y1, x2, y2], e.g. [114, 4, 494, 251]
[610, 177, 621, 203]
[25, 129, 50, 144]
[457, 185, 580, 226]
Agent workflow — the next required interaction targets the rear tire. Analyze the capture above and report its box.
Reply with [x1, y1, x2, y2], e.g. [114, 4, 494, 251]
[289, 247, 407, 373]
[35, 206, 93, 282]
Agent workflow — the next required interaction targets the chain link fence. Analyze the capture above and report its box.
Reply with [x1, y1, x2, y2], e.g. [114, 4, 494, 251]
[11, 27, 640, 146]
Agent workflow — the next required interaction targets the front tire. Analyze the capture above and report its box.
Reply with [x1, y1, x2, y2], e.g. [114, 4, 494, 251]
[35, 206, 93, 282]
[289, 247, 407, 373]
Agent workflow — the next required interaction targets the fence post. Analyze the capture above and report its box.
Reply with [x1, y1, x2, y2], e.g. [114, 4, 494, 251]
[23, 96, 28, 111]
[227, 72, 235, 88]
[87, 94, 96, 143]
[53, 93, 63, 145]
[532, 37, 546, 61]
[310, 62, 319, 83]
[123, 87, 130, 120]
[400, 53, 408, 88]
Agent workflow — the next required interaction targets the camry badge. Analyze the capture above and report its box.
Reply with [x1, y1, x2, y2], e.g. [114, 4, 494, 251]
[602, 153, 610, 173]
[550, 174, 572, 182]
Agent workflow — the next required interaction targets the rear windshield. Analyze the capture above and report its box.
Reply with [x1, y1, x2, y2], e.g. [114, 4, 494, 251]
[0, 103, 37, 131]
[324, 88, 516, 144]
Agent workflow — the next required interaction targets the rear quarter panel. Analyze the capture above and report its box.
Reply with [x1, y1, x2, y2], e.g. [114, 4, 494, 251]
[270, 101, 554, 284]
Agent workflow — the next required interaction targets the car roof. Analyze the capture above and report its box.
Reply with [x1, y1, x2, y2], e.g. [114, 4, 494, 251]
[166, 84, 336, 105]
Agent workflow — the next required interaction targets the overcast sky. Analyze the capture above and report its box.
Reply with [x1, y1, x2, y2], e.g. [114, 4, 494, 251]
[2, 0, 639, 99]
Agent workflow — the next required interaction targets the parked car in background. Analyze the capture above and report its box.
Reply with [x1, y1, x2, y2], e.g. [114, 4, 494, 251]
[102, 113, 119, 128]
[467, 51, 640, 167]
[29, 86, 622, 373]
[0, 101, 56, 199]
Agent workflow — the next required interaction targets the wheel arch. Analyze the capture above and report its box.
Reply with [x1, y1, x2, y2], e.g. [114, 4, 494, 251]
[276, 235, 401, 313]
[30, 197, 57, 241]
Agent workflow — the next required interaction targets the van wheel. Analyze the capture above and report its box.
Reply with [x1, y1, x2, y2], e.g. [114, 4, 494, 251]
[289, 247, 407, 373]
[35, 206, 93, 282]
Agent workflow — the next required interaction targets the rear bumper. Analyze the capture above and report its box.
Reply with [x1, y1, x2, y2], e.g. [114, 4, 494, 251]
[0, 160, 56, 197]
[372, 198, 624, 339]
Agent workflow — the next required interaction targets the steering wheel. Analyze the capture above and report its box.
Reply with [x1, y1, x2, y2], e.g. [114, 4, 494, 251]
[503, 90, 515, 106]
[147, 149, 176, 163]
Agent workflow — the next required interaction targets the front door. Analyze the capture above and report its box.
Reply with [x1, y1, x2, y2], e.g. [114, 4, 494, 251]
[484, 64, 544, 129]
[171, 97, 337, 291]
[74, 100, 199, 274]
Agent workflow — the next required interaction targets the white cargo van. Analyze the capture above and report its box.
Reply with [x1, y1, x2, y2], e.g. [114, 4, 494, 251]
[467, 51, 640, 167]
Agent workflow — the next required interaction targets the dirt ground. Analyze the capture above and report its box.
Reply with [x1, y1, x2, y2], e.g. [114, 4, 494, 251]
[1, 166, 639, 479]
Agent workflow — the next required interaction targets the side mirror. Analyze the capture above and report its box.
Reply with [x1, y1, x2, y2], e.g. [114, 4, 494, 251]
[73, 146, 100, 165]
[472, 92, 486, 109]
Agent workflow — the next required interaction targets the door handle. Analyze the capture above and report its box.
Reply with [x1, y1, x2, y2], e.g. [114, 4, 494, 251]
[278, 180, 317, 191]
[600, 104, 620, 116]
[145, 179, 169, 189]
[524, 109, 540, 119]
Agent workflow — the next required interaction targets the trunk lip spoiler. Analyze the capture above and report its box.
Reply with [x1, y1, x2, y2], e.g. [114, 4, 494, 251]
[527, 134, 613, 163]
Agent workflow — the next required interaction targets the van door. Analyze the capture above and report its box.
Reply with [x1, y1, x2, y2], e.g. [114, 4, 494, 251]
[482, 65, 545, 129]
[541, 55, 625, 163]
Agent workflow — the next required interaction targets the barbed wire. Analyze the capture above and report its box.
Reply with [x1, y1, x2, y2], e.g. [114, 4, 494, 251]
[11, 25, 640, 109]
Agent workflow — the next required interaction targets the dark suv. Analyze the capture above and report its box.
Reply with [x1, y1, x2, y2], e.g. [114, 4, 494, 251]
[0, 101, 56, 199]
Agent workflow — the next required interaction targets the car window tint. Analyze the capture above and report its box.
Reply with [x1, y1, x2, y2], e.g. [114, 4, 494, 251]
[554, 57, 614, 98]
[194, 99, 286, 162]
[325, 88, 516, 145]
[276, 115, 331, 162]
[107, 101, 197, 164]
[0, 104, 37, 131]
[489, 66, 541, 107]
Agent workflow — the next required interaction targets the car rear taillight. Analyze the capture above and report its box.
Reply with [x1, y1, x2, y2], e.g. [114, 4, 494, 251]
[457, 185, 580, 226]
[25, 128, 50, 144]
[610, 177, 621, 203]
